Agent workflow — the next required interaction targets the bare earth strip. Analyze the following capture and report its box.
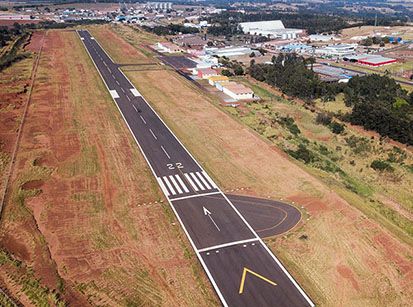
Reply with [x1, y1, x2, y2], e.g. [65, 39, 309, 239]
[0, 29, 217, 306]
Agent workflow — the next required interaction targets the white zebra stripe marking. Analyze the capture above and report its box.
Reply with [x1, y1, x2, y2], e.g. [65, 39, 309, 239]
[184, 173, 199, 191]
[157, 177, 169, 196]
[162, 176, 176, 195]
[169, 175, 183, 194]
[175, 175, 190, 193]
[190, 172, 205, 190]
[196, 172, 211, 189]
[202, 171, 217, 188]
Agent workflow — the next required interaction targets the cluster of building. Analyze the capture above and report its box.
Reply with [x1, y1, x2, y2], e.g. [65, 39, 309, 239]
[195, 68, 255, 101]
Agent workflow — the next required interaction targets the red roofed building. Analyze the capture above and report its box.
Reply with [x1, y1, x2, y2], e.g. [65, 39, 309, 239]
[197, 68, 218, 79]
[357, 55, 397, 67]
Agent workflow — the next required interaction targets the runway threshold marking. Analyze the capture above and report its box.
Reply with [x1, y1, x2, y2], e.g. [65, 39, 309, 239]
[199, 238, 259, 253]
[239, 267, 277, 294]
[157, 177, 170, 197]
[170, 191, 220, 202]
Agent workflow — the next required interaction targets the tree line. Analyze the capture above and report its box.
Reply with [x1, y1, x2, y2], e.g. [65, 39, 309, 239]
[344, 75, 413, 145]
[142, 24, 199, 36]
[248, 54, 343, 101]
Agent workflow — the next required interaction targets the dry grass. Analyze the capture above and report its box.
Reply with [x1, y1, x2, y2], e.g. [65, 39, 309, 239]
[341, 26, 413, 40]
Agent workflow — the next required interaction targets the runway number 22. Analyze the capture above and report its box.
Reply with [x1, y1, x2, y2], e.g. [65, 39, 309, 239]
[167, 163, 183, 170]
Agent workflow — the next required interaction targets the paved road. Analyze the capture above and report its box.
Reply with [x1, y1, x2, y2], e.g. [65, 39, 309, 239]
[77, 30, 314, 307]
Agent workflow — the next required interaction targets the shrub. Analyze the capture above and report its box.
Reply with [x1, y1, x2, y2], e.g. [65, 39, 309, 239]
[287, 144, 316, 164]
[221, 69, 233, 77]
[315, 112, 332, 125]
[371, 160, 394, 172]
[329, 121, 345, 134]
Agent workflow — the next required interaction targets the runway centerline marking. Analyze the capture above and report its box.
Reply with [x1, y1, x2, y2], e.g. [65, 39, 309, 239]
[126, 96, 131, 101]
[198, 238, 259, 253]
[149, 129, 157, 140]
[140, 115, 146, 124]
[132, 105, 138, 112]
[161, 145, 171, 159]
[121, 88, 125, 93]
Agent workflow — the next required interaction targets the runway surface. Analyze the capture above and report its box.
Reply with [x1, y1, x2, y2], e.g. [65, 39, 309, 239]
[77, 30, 314, 307]
[227, 195, 301, 238]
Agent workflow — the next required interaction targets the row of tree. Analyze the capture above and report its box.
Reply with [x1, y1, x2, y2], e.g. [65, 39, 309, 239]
[344, 75, 413, 145]
[248, 54, 343, 100]
[142, 24, 199, 36]
[247, 56, 413, 145]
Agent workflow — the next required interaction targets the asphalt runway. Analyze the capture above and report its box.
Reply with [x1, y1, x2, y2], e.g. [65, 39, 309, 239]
[77, 30, 313, 307]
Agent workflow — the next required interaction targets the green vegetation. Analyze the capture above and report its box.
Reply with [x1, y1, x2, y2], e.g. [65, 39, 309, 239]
[344, 74, 413, 145]
[0, 249, 65, 306]
[142, 24, 198, 36]
[0, 26, 30, 72]
[249, 54, 343, 101]
[371, 160, 394, 172]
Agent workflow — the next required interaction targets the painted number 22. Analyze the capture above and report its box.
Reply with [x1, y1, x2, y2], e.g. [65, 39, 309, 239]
[167, 163, 183, 170]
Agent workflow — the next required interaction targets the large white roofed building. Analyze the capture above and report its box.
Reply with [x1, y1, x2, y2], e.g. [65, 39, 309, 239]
[239, 20, 303, 39]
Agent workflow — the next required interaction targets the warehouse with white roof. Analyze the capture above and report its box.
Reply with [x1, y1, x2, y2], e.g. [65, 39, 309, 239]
[239, 20, 303, 39]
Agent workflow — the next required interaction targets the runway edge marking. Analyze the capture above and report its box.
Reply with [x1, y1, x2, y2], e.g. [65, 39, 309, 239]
[76, 30, 229, 307]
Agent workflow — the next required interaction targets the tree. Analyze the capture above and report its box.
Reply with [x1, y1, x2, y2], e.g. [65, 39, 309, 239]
[234, 65, 244, 75]
[221, 69, 233, 77]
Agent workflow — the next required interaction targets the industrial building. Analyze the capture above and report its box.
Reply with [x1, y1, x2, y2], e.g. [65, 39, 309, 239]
[315, 44, 358, 58]
[146, 2, 172, 10]
[207, 75, 229, 86]
[156, 42, 182, 53]
[221, 82, 255, 100]
[204, 46, 252, 58]
[344, 54, 397, 66]
[239, 20, 303, 39]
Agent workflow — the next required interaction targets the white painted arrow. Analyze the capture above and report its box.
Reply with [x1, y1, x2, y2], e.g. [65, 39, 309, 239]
[203, 206, 220, 231]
